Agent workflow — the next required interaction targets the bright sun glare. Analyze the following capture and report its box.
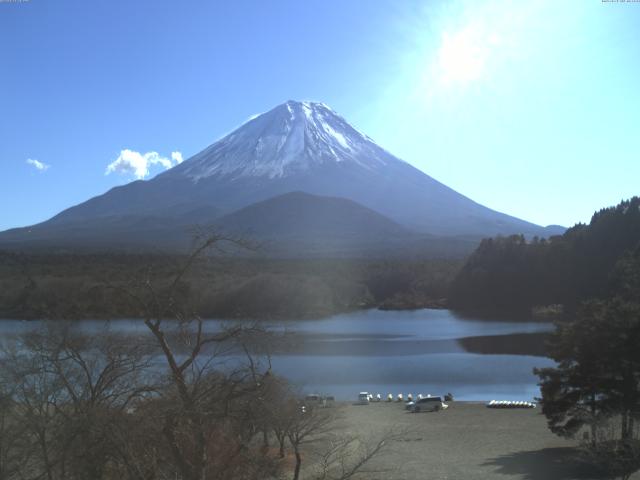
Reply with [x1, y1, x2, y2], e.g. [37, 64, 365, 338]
[436, 27, 499, 85]
[417, 0, 534, 90]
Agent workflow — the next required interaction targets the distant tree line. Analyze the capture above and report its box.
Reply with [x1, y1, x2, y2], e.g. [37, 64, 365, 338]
[449, 197, 640, 317]
[0, 251, 461, 321]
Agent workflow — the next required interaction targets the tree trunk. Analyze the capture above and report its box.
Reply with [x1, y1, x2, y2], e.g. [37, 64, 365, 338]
[293, 447, 302, 480]
[622, 410, 629, 441]
[590, 393, 598, 447]
[195, 423, 208, 480]
[38, 429, 55, 480]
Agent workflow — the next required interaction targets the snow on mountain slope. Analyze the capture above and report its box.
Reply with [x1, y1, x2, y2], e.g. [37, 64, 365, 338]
[169, 100, 396, 181]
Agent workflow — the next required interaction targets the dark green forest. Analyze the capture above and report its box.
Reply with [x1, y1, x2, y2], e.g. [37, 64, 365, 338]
[450, 197, 640, 317]
[0, 253, 460, 320]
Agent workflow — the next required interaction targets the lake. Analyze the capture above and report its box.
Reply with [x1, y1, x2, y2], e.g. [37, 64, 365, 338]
[0, 309, 555, 402]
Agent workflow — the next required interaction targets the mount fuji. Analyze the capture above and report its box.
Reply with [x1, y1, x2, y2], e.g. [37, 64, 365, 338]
[0, 100, 563, 255]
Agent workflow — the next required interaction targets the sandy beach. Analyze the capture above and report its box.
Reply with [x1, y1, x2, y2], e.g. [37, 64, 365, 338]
[318, 401, 636, 480]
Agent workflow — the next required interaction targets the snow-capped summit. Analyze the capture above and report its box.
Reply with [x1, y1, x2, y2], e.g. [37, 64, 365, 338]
[168, 100, 400, 181]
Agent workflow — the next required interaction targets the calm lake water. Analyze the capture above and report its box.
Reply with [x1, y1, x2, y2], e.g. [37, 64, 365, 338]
[0, 309, 554, 402]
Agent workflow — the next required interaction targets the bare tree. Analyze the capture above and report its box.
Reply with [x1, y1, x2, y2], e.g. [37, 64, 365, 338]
[0, 232, 400, 480]
[112, 232, 282, 480]
[0, 387, 27, 480]
[261, 376, 292, 459]
[285, 403, 336, 480]
[0, 323, 157, 480]
[281, 400, 403, 480]
[312, 430, 402, 480]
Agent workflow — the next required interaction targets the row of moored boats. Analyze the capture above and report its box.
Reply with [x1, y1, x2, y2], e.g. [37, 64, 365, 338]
[486, 400, 536, 409]
[362, 393, 441, 403]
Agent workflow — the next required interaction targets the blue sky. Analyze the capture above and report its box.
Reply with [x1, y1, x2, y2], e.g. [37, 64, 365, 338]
[1, 0, 639, 231]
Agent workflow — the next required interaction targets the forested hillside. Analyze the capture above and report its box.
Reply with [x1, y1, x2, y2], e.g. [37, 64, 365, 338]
[0, 253, 460, 320]
[449, 197, 640, 316]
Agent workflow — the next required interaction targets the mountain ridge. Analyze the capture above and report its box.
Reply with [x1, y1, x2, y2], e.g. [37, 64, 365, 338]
[0, 100, 565, 253]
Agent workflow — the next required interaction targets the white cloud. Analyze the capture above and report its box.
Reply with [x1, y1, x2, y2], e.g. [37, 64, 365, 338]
[26, 158, 50, 172]
[171, 151, 184, 164]
[105, 149, 183, 179]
